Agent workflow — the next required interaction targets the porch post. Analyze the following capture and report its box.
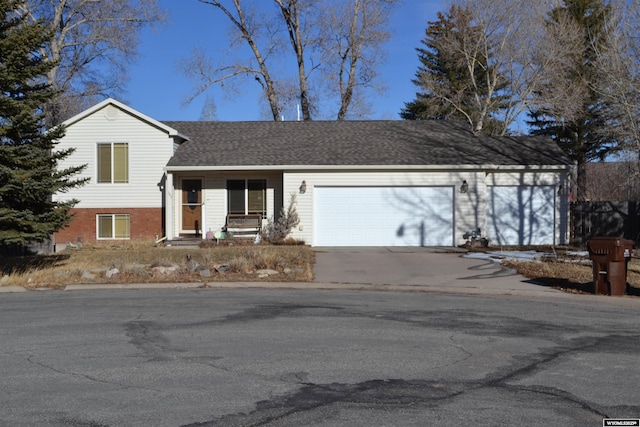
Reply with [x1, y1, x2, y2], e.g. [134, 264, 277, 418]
[165, 172, 175, 240]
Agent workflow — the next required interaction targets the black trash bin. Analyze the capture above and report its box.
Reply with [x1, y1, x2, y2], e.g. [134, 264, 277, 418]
[587, 237, 633, 296]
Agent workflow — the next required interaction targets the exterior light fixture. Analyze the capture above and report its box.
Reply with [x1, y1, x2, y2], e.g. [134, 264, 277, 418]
[460, 180, 468, 194]
[299, 180, 307, 194]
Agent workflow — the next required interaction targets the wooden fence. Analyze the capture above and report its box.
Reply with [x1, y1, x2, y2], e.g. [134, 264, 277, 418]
[572, 201, 640, 248]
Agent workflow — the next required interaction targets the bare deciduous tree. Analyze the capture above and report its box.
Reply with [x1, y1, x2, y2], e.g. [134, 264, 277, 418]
[317, 0, 396, 120]
[448, 0, 510, 134]
[410, 0, 570, 135]
[528, 9, 590, 122]
[18, 0, 166, 126]
[404, 0, 597, 136]
[584, 161, 640, 201]
[184, 0, 396, 121]
[273, 0, 313, 120]
[488, 0, 592, 131]
[183, 0, 283, 121]
[528, 0, 620, 202]
[591, 0, 640, 156]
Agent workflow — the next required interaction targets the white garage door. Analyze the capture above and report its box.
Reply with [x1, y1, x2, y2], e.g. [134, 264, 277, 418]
[487, 186, 556, 245]
[313, 186, 454, 246]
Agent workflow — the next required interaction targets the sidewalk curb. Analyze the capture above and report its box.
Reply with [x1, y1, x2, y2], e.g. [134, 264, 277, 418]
[0, 286, 28, 293]
[4, 281, 640, 306]
[64, 283, 206, 291]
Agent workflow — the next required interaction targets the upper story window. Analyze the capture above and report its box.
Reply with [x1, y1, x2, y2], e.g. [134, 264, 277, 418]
[97, 142, 128, 184]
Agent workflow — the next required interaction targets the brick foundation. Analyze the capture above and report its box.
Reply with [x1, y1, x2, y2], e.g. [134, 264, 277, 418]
[54, 208, 163, 245]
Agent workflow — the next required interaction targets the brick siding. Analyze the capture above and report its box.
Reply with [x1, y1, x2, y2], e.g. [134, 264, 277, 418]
[54, 208, 163, 245]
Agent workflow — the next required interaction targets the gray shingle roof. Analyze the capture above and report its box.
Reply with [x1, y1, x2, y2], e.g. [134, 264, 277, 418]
[162, 120, 572, 168]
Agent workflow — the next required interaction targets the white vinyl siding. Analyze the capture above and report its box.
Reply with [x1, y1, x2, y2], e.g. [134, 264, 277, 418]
[52, 104, 174, 208]
[314, 186, 454, 246]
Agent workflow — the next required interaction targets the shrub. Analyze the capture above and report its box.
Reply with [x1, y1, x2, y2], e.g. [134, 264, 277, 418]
[263, 193, 300, 243]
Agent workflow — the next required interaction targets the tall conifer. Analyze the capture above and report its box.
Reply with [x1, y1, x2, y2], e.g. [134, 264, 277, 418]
[0, 0, 86, 250]
[528, 0, 616, 200]
[400, 5, 506, 135]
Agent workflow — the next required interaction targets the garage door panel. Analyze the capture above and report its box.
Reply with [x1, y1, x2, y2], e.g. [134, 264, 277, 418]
[487, 186, 555, 245]
[314, 187, 453, 246]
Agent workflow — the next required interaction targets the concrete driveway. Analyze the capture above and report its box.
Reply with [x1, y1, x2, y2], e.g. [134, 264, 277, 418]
[312, 247, 568, 298]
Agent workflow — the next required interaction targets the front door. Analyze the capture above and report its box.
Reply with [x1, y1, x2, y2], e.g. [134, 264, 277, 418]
[181, 179, 202, 236]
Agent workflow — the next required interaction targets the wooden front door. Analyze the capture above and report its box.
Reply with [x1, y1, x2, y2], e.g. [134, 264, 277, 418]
[181, 179, 202, 235]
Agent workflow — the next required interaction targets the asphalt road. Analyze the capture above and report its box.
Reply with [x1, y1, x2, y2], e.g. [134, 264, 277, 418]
[1, 288, 639, 426]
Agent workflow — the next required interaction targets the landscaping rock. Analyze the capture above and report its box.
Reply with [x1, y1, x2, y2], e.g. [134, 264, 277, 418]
[199, 269, 211, 278]
[152, 265, 179, 276]
[215, 264, 230, 273]
[106, 268, 120, 279]
[128, 263, 151, 275]
[256, 269, 279, 276]
[81, 270, 97, 280]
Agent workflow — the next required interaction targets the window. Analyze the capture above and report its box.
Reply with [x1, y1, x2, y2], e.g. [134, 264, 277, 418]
[97, 214, 130, 239]
[97, 143, 128, 183]
[227, 179, 267, 217]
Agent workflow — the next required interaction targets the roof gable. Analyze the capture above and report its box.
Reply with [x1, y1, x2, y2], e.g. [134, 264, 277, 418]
[60, 98, 187, 140]
[163, 120, 572, 169]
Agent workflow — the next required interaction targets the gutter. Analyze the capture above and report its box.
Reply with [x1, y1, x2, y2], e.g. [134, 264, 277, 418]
[164, 164, 573, 173]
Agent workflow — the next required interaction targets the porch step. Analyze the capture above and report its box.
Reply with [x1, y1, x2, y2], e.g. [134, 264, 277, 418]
[166, 237, 202, 247]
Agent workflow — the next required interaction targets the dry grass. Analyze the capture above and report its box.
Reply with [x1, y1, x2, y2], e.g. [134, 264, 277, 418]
[500, 250, 640, 297]
[0, 239, 315, 290]
[4, 241, 640, 297]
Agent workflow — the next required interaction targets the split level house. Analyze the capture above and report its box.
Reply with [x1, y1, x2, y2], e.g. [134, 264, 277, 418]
[52, 98, 573, 250]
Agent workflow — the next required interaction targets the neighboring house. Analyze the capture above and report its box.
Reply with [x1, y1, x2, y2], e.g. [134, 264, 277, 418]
[53, 99, 573, 249]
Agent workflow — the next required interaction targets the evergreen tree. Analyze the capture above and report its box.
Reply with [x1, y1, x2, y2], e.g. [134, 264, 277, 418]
[528, 0, 616, 201]
[400, 5, 506, 135]
[0, 0, 86, 250]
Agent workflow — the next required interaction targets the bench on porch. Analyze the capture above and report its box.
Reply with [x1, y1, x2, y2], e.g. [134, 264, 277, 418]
[224, 214, 263, 238]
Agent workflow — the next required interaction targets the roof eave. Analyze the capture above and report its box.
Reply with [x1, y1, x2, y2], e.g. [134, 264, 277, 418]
[165, 164, 573, 173]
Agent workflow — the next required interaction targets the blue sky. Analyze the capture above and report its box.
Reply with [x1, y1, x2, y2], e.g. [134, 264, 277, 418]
[124, 0, 443, 122]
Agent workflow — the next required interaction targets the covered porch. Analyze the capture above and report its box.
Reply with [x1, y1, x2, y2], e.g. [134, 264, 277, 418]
[163, 170, 284, 241]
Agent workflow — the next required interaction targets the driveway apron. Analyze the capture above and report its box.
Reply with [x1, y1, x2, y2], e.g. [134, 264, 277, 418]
[312, 247, 565, 297]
